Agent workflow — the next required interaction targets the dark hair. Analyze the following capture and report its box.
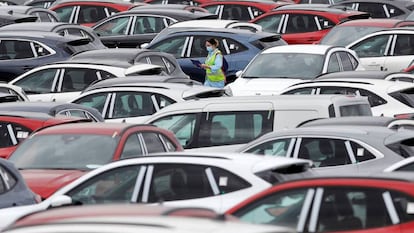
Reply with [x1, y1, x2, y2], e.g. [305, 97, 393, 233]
[206, 38, 219, 46]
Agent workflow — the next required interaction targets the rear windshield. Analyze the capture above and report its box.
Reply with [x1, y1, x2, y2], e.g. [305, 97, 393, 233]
[389, 88, 414, 108]
[387, 138, 414, 159]
[339, 104, 372, 117]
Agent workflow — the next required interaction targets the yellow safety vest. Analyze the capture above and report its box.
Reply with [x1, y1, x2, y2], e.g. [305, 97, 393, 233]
[205, 50, 225, 82]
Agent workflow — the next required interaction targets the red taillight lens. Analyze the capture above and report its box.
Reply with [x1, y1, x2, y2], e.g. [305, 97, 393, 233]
[394, 113, 414, 119]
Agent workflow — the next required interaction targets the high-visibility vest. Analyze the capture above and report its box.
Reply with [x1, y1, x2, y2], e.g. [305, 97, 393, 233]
[205, 50, 225, 82]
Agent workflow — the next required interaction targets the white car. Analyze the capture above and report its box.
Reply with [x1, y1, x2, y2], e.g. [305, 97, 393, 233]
[167, 19, 262, 32]
[384, 157, 414, 172]
[0, 83, 29, 101]
[0, 152, 313, 229]
[346, 29, 414, 72]
[280, 71, 414, 117]
[9, 62, 163, 102]
[226, 44, 364, 96]
[70, 80, 227, 123]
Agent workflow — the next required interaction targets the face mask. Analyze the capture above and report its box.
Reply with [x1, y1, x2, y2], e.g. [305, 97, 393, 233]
[206, 46, 213, 52]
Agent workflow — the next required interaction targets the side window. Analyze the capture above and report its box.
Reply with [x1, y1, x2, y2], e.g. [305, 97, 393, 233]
[12, 40, 34, 59]
[286, 14, 318, 33]
[111, 92, 155, 118]
[32, 42, 51, 57]
[120, 134, 143, 159]
[391, 191, 414, 223]
[327, 53, 340, 73]
[67, 166, 142, 205]
[148, 164, 214, 202]
[73, 92, 110, 115]
[317, 188, 391, 232]
[54, 5, 75, 22]
[223, 38, 247, 54]
[356, 3, 387, 18]
[0, 165, 17, 193]
[298, 138, 351, 167]
[138, 55, 177, 75]
[150, 36, 187, 58]
[222, 5, 251, 21]
[393, 34, 414, 56]
[210, 166, 251, 194]
[349, 141, 376, 162]
[358, 89, 387, 107]
[200, 111, 274, 147]
[159, 134, 178, 152]
[233, 188, 310, 228]
[98, 70, 116, 80]
[142, 132, 166, 154]
[0, 122, 31, 148]
[134, 16, 167, 34]
[78, 5, 107, 24]
[350, 34, 390, 58]
[338, 52, 354, 71]
[385, 4, 404, 18]
[320, 86, 358, 95]
[254, 14, 283, 33]
[150, 114, 197, 148]
[190, 35, 209, 58]
[248, 6, 265, 19]
[57, 109, 87, 119]
[94, 16, 130, 36]
[316, 16, 335, 30]
[34, 12, 56, 22]
[62, 68, 99, 92]
[245, 138, 292, 157]
[283, 87, 315, 95]
[153, 94, 175, 110]
[14, 69, 58, 94]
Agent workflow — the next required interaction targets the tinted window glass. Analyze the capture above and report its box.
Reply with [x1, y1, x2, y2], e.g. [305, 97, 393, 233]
[355, 3, 387, 18]
[299, 138, 351, 167]
[339, 104, 372, 116]
[54, 5, 75, 22]
[283, 87, 314, 95]
[254, 14, 283, 33]
[349, 141, 376, 162]
[327, 53, 340, 73]
[221, 5, 252, 21]
[150, 36, 187, 58]
[112, 92, 155, 118]
[351, 34, 390, 58]
[68, 165, 142, 204]
[142, 132, 165, 154]
[120, 134, 143, 159]
[245, 138, 292, 156]
[339, 52, 354, 71]
[134, 16, 169, 34]
[62, 69, 99, 92]
[94, 16, 130, 36]
[151, 114, 197, 148]
[14, 69, 57, 94]
[394, 34, 414, 56]
[0, 165, 16, 191]
[286, 14, 318, 33]
[211, 166, 251, 194]
[358, 89, 387, 107]
[148, 164, 214, 202]
[74, 92, 109, 115]
[389, 88, 414, 108]
[391, 191, 414, 222]
[78, 5, 108, 24]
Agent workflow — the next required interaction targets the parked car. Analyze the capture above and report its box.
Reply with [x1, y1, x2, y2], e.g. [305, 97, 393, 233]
[130, 3, 209, 12]
[0, 158, 39, 208]
[70, 80, 227, 123]
[0, 22, 105, 48]
[2, 206, 294, 233]
[250, 4, 370, 44]
[0, 5, 59, 22]
[226, 44, 363, 96]
[0, 111, 93, 159]
[200, 0, 288, 21]
[49, 0, 135, 27]
[0, 11, 37, 27]
[69, 48, 189, 78]
[143, 0, 211, 6]
[92, 8, 216, 48]
[334, 0, 414, 19]
[0, 102, 104, 122]
[146, 27, 286, 83]
[280, 71, 414, 117]
[346, 29, 414, 72]
[385, 157, 414, 172]
[8, 122, 183, 199]
[237, 124, 412, 174]
[144, 95, 371, 150]
[319, 18, 414, 46]
[0, 31, 102, 82]
[226, 173, 414, 232]
[8, 59, 164, 102]
[24, 0, 56, 8]
[167, 19, 263, 32]
[0, 83, 28, 101]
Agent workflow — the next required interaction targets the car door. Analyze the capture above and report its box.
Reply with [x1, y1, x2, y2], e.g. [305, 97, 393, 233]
[93, 15, 133, 48]
[348, 34, 392, 71]
[11, 68, 60, 102]
[306, 187, 401, 233]
[386, 34, 414, 71]
[292, 137, 358, 174]
[128, 16, 176, 48]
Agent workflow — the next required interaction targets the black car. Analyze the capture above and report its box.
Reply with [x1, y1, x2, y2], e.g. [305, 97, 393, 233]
[0, 102, 104, 122]
[71, 48, 189, 78]
[334, 0, 414, 19]
[0, 5, 59, 22]
[0, 22, 106, 49]
[0, 31, 103, 82]
[92, 8, 216, 48]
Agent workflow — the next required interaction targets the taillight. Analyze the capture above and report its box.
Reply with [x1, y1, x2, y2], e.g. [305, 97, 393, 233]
[394, 113, 414, 119]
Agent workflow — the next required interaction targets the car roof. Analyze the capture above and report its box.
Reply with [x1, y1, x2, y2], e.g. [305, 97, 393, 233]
[33, 122, 156, 135]
[51, 0, 132, 6]
[167, 19, 262, 30]
[0, 22, 91, 32]
[71, 48, 154, 63]
[315, 70, 407, 80]
[156, 27, 278, 37]
[0, 30, 86, 42]
[262, 44, 334, 54]
[121, 8, 216, 19]
[0, 111, 62, 121]
[336, 18, 406, 27]
[273, 3, 359, 13]
[300, 116, 398, 128]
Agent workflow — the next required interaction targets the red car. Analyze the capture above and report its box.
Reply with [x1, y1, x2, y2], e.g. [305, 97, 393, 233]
[250, 4, 370, 44]
[0, 112, 89, 159]
[143, 0, 211, 6]
[8, 122, 183, 199]
[200, 0, 291, 21]
[227, 174, 414, 232]
[319, 18, 414, 46]
[49, 0, 134, 27]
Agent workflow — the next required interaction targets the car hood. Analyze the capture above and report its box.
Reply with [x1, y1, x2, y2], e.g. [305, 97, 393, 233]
[227, 78, 305, 96]
[20, 169, 87, 199]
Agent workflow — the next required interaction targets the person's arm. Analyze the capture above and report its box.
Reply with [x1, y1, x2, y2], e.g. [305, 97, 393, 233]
[209, 54, 223, 73]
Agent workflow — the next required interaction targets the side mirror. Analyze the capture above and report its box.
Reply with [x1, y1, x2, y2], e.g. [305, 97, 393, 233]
[140, 43, 149, 49]
[49, 195, 73, 208]
[235, 70, 243, 78]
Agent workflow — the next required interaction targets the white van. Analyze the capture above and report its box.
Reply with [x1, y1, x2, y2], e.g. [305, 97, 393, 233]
[144, 95, 371, 150]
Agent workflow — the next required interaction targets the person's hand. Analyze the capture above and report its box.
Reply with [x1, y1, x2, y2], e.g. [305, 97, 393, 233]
[200, 64, 209, 69]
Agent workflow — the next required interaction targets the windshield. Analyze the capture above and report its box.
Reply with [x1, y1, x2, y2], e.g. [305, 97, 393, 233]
[243, 53, 324, 79]
[320, 26, 386, 46]
[10, 134, 118, 170]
